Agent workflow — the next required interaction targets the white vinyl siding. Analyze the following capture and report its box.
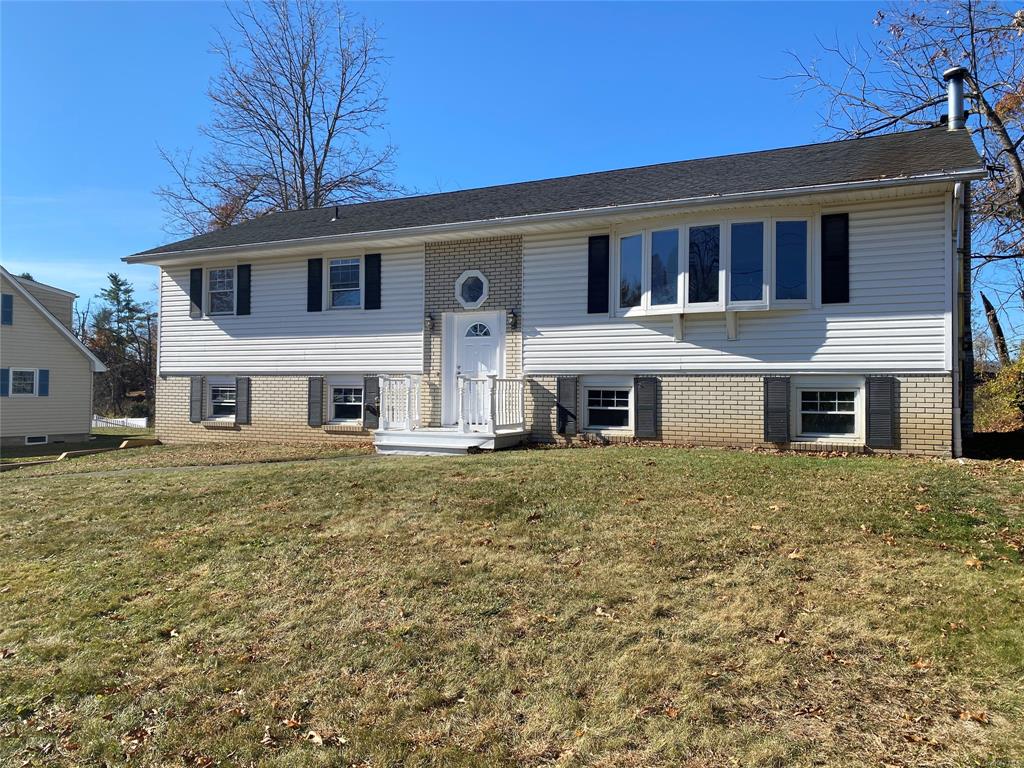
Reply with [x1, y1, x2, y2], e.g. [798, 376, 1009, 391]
[523, 196, 950, 374]
[158, 248, 424, 375]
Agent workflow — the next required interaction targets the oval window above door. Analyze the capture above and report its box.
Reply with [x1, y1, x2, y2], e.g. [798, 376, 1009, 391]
[465, 322, 491, 337]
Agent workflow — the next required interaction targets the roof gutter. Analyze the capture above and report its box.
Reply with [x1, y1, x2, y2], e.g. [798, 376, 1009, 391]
[125, 166, 986, 265]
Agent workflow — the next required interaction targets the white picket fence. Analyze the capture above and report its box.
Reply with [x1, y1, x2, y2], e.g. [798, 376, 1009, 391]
[92, 415, 148, 429]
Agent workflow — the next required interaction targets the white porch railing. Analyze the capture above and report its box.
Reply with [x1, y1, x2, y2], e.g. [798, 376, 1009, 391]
[379, 375, 421, 431]
[457, 375, 525, 433]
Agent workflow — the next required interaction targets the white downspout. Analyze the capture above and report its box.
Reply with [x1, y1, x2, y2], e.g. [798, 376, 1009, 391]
[951, 182, 964, 457]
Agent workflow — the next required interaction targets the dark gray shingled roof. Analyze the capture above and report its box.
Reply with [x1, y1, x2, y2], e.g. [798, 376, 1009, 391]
[135, 126, 982, 258]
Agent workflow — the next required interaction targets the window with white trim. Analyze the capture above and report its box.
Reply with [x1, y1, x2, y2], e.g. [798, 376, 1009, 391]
[207, 267, 235, 315]
[612, 215, 811, 314]
[455, 270, 489, 309]
[25, 435, 48, 445]
[208, 380, 237, 419]
[798, 390, 856, 437]
[328, 257, 362, 308]
[10, 368, 36, 396]
[585, 387, 631, 430]
[331, 385, 363, 422]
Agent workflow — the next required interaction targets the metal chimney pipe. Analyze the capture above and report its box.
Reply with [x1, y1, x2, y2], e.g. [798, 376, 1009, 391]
[943, 66, 968, 131]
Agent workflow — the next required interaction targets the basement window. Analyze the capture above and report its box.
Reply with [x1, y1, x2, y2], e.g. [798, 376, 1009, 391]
[331, 385, 364, 423]
[798, 390, 857, 437]
[584, 387, 632, 430]
[207, 378, 237, 420]
[25, 435, 48, 445]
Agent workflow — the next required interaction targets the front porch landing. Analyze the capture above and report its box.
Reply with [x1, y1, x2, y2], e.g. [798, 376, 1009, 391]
[373, 426, 528, 456]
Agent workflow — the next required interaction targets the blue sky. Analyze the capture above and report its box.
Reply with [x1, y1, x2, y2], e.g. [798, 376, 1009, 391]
[2, 1, 898, 307]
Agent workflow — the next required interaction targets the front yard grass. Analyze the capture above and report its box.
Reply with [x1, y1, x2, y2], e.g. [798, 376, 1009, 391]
[1, 447, 1021, 766]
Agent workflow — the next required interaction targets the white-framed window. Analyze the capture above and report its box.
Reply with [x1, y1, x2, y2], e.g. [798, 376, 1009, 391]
[793, 377, 864, 442]
[455, 269, 489, 309]
[207, 377, 237, 420]
[10, 368, 37, 396]
[583, 379, 633, 431]
[328, 257, 362, 309]
[207, 267, 236, 315]
[611, 212, 813, 316]
[686, 222, 723, 309]
[727, 220, 768, 307]
[330, 385, 364, 423]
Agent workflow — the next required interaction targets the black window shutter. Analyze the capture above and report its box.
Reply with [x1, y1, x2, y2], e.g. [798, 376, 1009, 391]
[634, 376, 658, 438]
[0, 368, 9, 397]
[866, 376, 897, 449]
[307, 259, 323, 312]
[556, 376, 578, 436]
[308, 376, 324, 427]
[189, 376, 204, 423]
[363, 375, 380, 429]
[364, 254, 381, 310]
[821, 213, 849, 304]
[235, 376, 251, 424]
[236, 264, 251, 315]
[587, 235, 610, 314]
[38, 370, 49, 397]
[189, 268, 203, 318]
[763, 376, 790, 443]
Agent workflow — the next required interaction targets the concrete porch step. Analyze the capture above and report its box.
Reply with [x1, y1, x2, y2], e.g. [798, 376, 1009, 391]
[373, 427, 528, 456]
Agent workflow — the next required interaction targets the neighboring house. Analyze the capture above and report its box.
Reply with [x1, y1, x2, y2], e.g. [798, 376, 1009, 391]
[127, 71, 983, 456]
[0, 266, 107, 447]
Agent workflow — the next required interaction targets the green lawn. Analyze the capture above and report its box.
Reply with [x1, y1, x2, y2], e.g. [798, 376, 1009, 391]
[1, 447, 1021, 766]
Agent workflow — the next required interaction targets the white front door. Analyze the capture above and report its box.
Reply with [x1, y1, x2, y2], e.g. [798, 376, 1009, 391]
[442, 311, 504, 426]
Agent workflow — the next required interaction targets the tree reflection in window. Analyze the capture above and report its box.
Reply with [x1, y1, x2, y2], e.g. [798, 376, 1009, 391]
[466, 323, 491, 337]
[688, 225, 720, 303]
[619, 234, 642, 308]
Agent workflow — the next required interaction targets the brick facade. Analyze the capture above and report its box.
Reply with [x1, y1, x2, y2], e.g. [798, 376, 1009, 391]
[155, 375, 372, 445]
[421, 235, 522, 426]
[526, 373, 953, 457]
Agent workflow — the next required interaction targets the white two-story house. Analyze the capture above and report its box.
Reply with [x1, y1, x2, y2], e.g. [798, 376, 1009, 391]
[127, 71, 983, 456]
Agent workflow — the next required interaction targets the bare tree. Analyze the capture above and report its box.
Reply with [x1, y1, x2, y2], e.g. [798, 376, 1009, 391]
[157, 0, 397, 235]
[790, 0, 1024, 347]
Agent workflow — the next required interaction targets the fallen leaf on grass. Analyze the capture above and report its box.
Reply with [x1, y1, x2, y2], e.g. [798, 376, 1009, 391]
[959, 710, 989, 724]
[770, 629, 795, 645]
[664, 706, 680, 719]
[914, 503, 932, 513]
[750, 524, 764, 532]
[594, 606, 614, 620]
[964, 556, 984, 570]
[0, 648, 15, 659]
[305, 730, 323, 746]
[910, 658, 932, 671]
[261, 726, 276, 747]
[281, 717, 302, 729]
[787, 549, 805, 560]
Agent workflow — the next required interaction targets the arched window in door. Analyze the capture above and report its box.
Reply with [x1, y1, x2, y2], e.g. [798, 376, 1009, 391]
[465, 322, 491, 338]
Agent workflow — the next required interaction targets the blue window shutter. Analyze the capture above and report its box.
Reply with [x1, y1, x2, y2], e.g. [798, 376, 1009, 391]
[0, 369, 8, 397]
[38, 369, 49, 396]
[1, 294, 12, 325]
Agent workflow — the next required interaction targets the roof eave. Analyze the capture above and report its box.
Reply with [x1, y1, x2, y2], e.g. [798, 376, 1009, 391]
[125, 167, 986, 265]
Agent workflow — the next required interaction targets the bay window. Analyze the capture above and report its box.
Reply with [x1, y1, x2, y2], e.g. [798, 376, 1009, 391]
[618, 233, 643, 308]
[729, 222, 766, 304]
[774, 220, 809, 301]
[611, 213, 811, 316]
[687, 224, 720, 305]
[650, 229, 679, 306]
